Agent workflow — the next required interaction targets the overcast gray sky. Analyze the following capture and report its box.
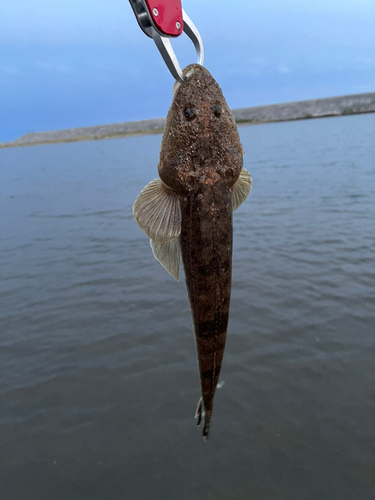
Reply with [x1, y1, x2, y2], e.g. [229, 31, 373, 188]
[1, 0, 374, 142]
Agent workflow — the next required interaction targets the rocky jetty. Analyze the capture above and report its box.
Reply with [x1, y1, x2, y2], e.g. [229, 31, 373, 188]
[2, 92, 374, 148]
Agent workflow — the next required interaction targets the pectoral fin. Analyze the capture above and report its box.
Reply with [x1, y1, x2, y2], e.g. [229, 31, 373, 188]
[133, 179, 181, 243]
[232, 168, 252, 211]
[133, 179, 182, 280]
[150, 238, 181, 281]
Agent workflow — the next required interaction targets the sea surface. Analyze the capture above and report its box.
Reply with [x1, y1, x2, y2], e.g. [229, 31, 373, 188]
[1, 113, 375, 500]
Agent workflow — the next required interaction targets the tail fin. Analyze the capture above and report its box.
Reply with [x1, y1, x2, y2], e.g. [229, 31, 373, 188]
[202, 409, 212, 441]
[194, 397, 212, 440]
[195, 397, 203, 426]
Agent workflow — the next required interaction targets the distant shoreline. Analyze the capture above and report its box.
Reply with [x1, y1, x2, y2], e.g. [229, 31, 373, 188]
[2, 92, 374, 149]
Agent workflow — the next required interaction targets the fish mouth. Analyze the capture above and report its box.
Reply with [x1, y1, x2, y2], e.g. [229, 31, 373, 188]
[172, 64, 212, 95]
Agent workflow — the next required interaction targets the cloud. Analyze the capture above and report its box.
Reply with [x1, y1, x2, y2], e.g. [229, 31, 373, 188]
[248, 57, 268, 76]
[278, 65, 291, 73]
[227, 58, 269, 77]
[0, 66, 18, 74]
[306, 55, 375, 73]
[36, 61, 70, 73]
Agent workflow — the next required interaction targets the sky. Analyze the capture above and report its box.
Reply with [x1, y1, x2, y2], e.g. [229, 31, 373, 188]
[1, 0, 375, 142]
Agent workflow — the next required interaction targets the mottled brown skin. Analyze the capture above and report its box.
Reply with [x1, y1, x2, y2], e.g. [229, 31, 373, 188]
[159, 65, 244, 439]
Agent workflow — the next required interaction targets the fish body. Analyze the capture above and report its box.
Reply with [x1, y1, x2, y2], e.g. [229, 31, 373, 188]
[179, 181, 232, 438]
[133, 65, 252, 439]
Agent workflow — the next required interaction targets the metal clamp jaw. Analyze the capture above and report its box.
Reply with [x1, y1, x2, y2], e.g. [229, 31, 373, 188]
[128, 0, 204, 82]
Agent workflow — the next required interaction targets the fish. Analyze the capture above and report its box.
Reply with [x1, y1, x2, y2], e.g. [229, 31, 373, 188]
[133, 64, 252, 439]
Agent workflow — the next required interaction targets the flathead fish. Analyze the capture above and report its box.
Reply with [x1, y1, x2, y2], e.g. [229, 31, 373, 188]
[133, 64, 252, 439]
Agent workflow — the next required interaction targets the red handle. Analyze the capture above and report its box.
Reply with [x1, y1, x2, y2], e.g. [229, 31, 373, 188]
[144, 0, 183, 37]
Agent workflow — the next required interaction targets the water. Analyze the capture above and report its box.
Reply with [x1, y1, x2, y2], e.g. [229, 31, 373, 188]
[1, 114, 375, 499]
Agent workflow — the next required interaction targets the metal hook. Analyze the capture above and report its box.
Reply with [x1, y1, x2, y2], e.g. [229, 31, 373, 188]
[153, 9, 204, 83]
[128, 0, 204, 83]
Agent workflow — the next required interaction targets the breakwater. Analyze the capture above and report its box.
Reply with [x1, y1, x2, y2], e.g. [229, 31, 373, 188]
[2, 92, 374, 148]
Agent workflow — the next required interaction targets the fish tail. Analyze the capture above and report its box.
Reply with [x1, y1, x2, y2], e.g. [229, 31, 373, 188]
[194, 397, 203, 426]
[194, 397, 211, 440]
[202, 409, 212, 441]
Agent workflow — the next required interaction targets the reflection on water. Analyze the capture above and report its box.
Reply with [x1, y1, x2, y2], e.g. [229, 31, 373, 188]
[1, 113, 375, 499]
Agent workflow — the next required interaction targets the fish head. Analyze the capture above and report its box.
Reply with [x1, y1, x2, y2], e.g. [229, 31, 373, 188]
[158, 64, 244, 196]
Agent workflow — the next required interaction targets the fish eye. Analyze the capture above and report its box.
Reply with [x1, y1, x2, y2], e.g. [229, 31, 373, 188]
[213, 104, 222, 118]
[184, 107, 197, 121]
